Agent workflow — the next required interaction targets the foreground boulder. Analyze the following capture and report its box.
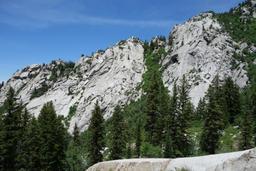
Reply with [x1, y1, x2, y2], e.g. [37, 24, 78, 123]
[87, 148, 256, 171]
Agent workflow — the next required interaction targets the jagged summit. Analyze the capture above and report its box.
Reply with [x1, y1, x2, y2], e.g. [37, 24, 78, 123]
[163, 12, 247, 105]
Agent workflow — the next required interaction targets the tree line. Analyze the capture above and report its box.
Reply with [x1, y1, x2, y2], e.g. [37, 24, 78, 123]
[0, 88, 67, 171]
[86, 45, 256, 167]
[87, 75, 256, 167]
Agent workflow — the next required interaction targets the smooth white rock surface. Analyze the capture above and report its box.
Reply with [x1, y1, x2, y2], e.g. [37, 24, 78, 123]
[87, 148, 256, 171]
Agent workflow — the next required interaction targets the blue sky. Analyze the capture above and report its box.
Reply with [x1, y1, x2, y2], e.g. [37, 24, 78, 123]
[0, 0, 244, 82]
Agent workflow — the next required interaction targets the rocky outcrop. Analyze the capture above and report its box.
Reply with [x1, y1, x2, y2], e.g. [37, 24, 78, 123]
[234, 0, 256, 19]
[68, 38, 144, 131]
[0, 38, 145, 132]
[87, 148, 256, 171]
[87, 159, 171, 171]
[162, 13, 248, 105]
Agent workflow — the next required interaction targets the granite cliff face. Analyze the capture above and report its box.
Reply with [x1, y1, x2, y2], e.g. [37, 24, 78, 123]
[162, 13, 248, 105]
[0, 38, 145, 131]
[0, 11, 250, 131]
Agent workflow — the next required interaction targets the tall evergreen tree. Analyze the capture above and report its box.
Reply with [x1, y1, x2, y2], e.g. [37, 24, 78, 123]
[21, 108, 31, 129]
[196, 98, 206, 120]
[223, 77, 241, 124]
[109, 106, 126, 160]
[15, 108, 32, 170]
[212, 75, 228, 126]
[135, 118, 142, 158]
[239, 112, 253, 150]
[0, 87, 23, 170]
[144, 67, 162, 145]
[240, 88, 254, 149]
[200, 84, 224, 154]
[176, 75, 192, 156]
[143, 48, 170, 146]
[21, 117, 41, 170]
[37, 102, 67, 170]
[166, 77, 192, 157]
[87, 101, 105, 166]
[250, 86, 256, 145]
[73, 123, 80, 146]
[163, 127, 174, 158]
[66, 123, 85, 171]
[167, 81, 180, 156]
[157, 81, 170, 145]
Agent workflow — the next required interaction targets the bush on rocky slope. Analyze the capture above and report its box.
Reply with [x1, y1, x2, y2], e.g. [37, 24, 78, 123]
[216, 0, 256, 44]
[30, 82, 50, 100]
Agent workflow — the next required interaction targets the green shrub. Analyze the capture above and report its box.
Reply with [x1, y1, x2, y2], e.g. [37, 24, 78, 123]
[0, 105, 5, 114]
[65, 105, 77, 127]
[49, 61, 75, 82]
[141, 142, 162, 158]
[216, 10, 256, 44]
[219, 125, 240, 153]
[30, 83, 49, 100]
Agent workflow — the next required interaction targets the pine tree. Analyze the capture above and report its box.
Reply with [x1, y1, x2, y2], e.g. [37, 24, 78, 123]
[144, 68, 161, 145]
[21, 108, 31, 129]
[250, 86, 256, 145]
[87, 101, 105, 166]
[157, 82, 170, 145]
[200, 85, 224, 154]
[196, 98, 206, 120]
[166, 76, 192, 157]
[66, 123, 85, 171]
[109, 106, 126, 160]
[0, 87, 23, 170]
[163, 128, 174, 158]
[21, 117, 41, 170]
[239, 89, 254, 149]
[212, 75, 228, 126]
[239, 112, 253, 150]
[168, 81, 180, 156]
[176, 75, 192, 156]
[38, 102, 67, 170]
[143, 47, 171, 146]
[223, 77, 241, 124]
[15, 108, 32, 170]
[135, 118, 142, 158]
[73, 123, 80, 146]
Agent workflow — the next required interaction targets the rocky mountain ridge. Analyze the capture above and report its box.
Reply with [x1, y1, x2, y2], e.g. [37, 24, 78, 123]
[0, 3, 253, 131]
[0, 38, 145, 131]
[162, 12, 248, 105]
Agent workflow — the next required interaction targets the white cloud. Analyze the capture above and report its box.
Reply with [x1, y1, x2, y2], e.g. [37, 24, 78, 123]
[0, 0, 177, 28]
